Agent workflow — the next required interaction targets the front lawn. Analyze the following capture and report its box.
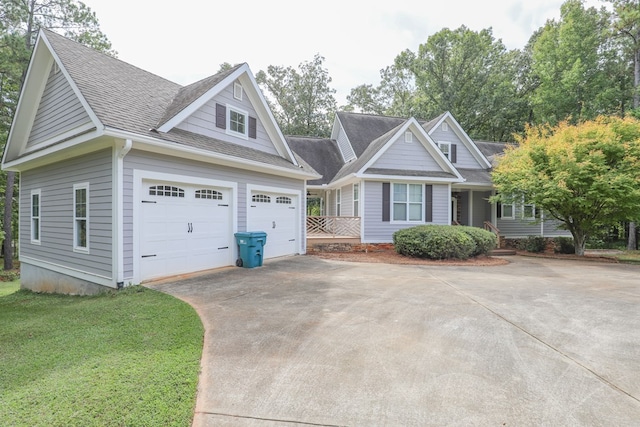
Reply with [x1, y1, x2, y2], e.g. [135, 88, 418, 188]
[0, 286, 204, 426]
[612, 250, 640, 264]
[0, 279, 20, 297]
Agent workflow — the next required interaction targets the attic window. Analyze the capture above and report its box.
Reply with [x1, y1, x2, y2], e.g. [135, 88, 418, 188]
[404, 131, 413, 143]
[234, 83, 243, 100]
[228, 106, 248, 139]
[442, 123, 448, 132]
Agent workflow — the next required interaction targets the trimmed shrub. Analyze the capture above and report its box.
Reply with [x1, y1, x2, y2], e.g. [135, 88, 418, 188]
[554, 236, 575, 254]
[393, 225, 476, 260]
[519, 235, 547, 253]
[459, 226, 497, 256]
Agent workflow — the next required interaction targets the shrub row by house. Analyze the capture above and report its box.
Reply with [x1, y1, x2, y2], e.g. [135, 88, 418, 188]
[392, 225, 497, 260]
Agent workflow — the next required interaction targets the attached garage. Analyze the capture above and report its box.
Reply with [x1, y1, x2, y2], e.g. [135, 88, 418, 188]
[247, 187, 300, 259]
[138, 179, 234, 281]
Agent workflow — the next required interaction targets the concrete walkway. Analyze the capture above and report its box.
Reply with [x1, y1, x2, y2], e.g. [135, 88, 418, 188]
[149, 256, 640, 426]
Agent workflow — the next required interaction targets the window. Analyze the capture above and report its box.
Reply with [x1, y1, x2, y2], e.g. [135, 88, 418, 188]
[498, 199, 515, 219]
[438, 142, 450, 159]
[404, 131, 413, 143]
[233, 82, 243, 100]
[74, 183, 89, 251]
[276, 196, 292, 204]
[335, 189, 341, 216]
[353, 183, 359, 217]
[31, 189, 41, 243]
[252, 194, 270, 203]
[195, 189, 222, 200]
[228, 106, 248, 138]
[149, 185, 185, 197]
[522, 201, 536, 220]
[392, 183, 423, 222]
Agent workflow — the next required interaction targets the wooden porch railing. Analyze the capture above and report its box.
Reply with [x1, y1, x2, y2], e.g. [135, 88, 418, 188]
[307, 216, 361, 238]
[483, 221, 501, 247]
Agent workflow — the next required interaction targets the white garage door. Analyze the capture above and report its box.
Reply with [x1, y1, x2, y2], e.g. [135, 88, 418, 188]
[248, 191, 298, 259]
[140, 181, 232, 281]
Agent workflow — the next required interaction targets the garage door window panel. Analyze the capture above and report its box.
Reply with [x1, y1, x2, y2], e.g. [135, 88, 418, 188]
[195, 189, 223, 200]
[252, 194, 271, 203]
[149, 185, 185, 198]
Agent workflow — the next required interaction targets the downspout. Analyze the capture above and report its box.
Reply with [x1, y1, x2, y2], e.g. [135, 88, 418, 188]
[115, 139, 133, 288]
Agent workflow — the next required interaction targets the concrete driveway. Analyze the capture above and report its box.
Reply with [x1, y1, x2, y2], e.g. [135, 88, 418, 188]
[149, 255, 640, 427]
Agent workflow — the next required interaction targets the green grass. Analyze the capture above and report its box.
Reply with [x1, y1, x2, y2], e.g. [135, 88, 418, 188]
[0, 286, 204, 427]
[0, 279, 20, 297]
[612, 250, 640, 264]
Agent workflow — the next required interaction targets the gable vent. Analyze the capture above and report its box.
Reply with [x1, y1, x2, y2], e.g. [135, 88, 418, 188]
[234, 83, 243, 101]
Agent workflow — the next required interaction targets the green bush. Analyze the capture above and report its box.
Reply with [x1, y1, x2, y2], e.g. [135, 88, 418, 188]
[393, 225, 476, 260]
[554, 237, 575, 254]
[459, 226, 497, 256]
[520, 235, 547, 253]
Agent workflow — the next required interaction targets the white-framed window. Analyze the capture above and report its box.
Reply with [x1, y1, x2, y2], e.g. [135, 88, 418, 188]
[73, 183, 89, 252]
[392, 183, 423, 222]
[522, 200, 536, 220]
[500, 201, 515, 219]
[404, 131, 413, 143]
[31, 189, 41, 244]
[233, 82, 243, 100]
[442, 122, 448, 132]
[227, 106, 248, 139]
[438, 142, 451, 160]
[336, 189, 341, 216]
[353, 183, 359, 217]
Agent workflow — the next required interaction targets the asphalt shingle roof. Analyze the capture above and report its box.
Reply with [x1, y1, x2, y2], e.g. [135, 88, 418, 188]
[286, 137, 343, 185]
[42, 30, 315, 175]
[336, 112, 406, 157]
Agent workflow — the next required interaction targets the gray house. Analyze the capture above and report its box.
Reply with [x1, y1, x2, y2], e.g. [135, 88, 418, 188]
[289, 111, 570, 245]
[3, 30, 319, 294]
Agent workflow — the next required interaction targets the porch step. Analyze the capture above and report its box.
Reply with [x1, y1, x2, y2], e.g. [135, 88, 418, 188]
[489, 248, 517, 256]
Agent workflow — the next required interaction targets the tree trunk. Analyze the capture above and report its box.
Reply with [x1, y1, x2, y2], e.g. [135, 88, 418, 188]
[572, 230, 587, 256]
[628, 222, 637, 251]
[3, 171, 15, 270]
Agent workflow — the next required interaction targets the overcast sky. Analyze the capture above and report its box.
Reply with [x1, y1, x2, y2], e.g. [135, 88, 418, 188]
[81, 0, 604, 104]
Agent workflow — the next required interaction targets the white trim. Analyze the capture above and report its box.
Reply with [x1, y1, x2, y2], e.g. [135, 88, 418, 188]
[336, 188, 341, 216]
[20, 257, 114, 288]
[226, 104, 249, 139]
[451, 196, 458, 224]
[438, 142, 451, 160]
[246, 183, 303, 256]
[353, 183, 360, 217]
[30, 189, 41, 245]
[73, 182, 89, 253]
[24, 122, 96, 155]
[501, 202, 515, 219]
[233, 82, 243, 100]
[132, 170, 238, 285]
[390, 182, 424, 223]
[113, 139, 132, 285]
[522, 201, 536, 221]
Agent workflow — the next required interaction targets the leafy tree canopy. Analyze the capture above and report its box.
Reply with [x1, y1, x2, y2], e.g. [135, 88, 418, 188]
[256, 54, 337, 137]
[491, 117, 640, 254]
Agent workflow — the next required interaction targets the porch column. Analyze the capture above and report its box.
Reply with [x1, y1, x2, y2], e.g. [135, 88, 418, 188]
[468, 190, 474, 227]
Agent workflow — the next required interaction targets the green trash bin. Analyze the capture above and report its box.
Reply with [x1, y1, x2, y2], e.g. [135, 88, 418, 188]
[234, 231, 267, 268]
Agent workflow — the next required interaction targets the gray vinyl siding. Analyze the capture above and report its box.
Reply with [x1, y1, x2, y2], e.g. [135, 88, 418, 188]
[336, 124, 356, 161]
[371, 132, 445, 172]
[176, 81, 278, 156]
[123, 150, 305, 279]
[340, 184, 354, 216]
[497, 205, 571, 238]
[20, 149, 113, 278]
[472, 191, 492, 227]
[430, 123, 484, 169]
[362, 181, 449, 243]
[27, 65, 92, 148]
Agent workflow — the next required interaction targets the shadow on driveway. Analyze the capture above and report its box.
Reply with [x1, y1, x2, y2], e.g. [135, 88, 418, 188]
[149, 255, 640, 427]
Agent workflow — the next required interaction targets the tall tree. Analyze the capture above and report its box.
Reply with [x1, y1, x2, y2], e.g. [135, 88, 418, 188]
[0, 0, 113, 269]
[394, 26, 525, 141]
[529, 0, 621, 125]
[609, 0, 640, 250]
[492, 117, 640, 255]
[256, 54, 337, 137]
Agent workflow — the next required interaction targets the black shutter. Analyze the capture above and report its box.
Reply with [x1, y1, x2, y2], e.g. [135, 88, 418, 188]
[216, 103, 226, 129]
[451, 144, 457, 163]
[497, 202, 502, 219]
[382, 182, 390, 222]
[248, 116, 257, 139]
[425, 184, 433, 222]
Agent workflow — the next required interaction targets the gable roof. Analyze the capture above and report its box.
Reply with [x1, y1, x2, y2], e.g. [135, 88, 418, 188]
[286, 136, 343, 185]
[334, 112, 406, 157]
[3, 30, 316, 179]
[330, 118, 463, 185]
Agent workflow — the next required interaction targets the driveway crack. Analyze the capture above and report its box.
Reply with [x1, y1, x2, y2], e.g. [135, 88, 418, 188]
[432, 275, 640, 405]
[199, 411, 347, 426]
